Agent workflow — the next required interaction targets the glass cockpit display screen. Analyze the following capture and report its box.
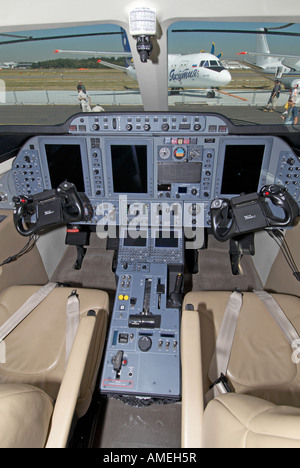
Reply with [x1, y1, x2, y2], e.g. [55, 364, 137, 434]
[111, 145, 148, 194]
[45, 143, 85, 191]
[123, 235, 147, 247]
[155, 230, 179, 248]
[221, 144, 265, 195]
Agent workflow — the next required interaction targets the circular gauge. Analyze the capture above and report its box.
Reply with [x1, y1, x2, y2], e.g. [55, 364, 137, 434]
[189, 146, 202, 160]
[174, 147, 186, 160]
[159, 146, 171, 160]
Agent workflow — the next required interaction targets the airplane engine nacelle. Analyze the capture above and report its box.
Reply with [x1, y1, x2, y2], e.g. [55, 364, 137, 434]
[126, 66, 137, 81]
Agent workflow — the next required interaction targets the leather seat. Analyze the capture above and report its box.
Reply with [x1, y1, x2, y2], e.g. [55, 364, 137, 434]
[0, 284, 109, 447]
[203, 393, 300, 448]
[0, 383, 53, 448]
[181, 290, 300, 448]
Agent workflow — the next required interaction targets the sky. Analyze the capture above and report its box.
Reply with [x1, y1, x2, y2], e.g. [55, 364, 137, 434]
[0, 21, 299, 63]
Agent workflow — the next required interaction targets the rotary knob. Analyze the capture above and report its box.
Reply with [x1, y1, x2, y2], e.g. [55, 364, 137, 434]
[138, 336, 152, 352]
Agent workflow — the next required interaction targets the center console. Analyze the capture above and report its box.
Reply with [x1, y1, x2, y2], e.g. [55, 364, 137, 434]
[100, 227, 183, 398]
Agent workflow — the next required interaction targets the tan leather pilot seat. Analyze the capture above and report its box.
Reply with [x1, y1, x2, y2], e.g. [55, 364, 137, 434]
[0, 284, 109, 448]
[0, 383, 53, 448]
[202, 392, 300, 448]
[181, 291, 300, 448]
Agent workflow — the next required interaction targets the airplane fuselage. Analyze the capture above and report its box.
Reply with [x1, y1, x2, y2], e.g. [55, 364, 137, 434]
[265, 70, 300, 88]
[126, 53, 232, 89]
[239, 31, 300, 90]
[168, 53, 231, 88]
[250, 63, 300, 89]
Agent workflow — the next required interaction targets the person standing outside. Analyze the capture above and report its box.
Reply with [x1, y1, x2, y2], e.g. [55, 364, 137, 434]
[281, 99, 298, 125]
[77, 80, 86, 93]
[291, 84, 299, 104]
[264, 80, 281, 112]
[77, 85, 91, 112]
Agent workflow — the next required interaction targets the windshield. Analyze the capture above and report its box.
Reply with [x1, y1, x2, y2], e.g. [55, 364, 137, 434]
[0, 21, 299, 128]
[0, 24, 140, 125]
[168, 21, 300, 127]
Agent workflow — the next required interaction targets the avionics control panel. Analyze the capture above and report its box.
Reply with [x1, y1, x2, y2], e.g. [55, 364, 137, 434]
[100, 227, 184, 398]
[4, 113, 299, 229]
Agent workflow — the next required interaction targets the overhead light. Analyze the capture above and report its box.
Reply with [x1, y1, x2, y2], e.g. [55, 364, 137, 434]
[129, 7, 156, 63]
[129, 7, 156, 36]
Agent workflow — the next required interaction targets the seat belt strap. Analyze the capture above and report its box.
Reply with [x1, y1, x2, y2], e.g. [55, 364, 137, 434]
[205, 289, 300, 406]
[65, 289, 80, 367]
[205, 290, 243, 404]
[0, 282, 57, 364]
[0, 283, 80, 366]
[254, 290, 300, 345]
[0, 282, 57, 342]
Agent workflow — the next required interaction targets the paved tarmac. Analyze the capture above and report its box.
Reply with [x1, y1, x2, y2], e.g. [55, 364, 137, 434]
[0, 103, 290, 127]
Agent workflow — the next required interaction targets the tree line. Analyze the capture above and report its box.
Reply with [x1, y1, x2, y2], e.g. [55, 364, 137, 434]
[32, 57, 126, 69]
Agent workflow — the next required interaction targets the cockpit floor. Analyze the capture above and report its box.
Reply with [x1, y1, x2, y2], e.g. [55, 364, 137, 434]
[191, 235, 263, 291]
[92, 397, 181, 449]
[51, 234, 116, 293]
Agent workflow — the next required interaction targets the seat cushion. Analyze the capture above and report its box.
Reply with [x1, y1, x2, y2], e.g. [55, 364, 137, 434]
[0, 285, 109, 416]
[0, 383, 53, 448]
[183, 291, 300, 407]
[203, 393, 300, 448]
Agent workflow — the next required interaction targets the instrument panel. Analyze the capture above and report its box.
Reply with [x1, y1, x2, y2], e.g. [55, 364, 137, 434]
[5, 112, 300, 228]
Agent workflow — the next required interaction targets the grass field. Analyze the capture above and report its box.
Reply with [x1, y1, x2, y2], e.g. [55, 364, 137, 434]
[0, 68, 138, 91]
[0, 67, 273, 91]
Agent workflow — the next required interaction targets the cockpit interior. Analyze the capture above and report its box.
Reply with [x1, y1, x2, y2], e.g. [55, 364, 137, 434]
[0, 0, 300, 450]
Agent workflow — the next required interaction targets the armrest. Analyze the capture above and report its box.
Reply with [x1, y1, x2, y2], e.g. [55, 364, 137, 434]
[46, 315, 96, 448]
[181, 309, 204, 448]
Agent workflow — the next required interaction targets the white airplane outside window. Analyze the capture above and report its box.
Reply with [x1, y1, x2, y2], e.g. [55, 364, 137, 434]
[54, 28, 232, 97]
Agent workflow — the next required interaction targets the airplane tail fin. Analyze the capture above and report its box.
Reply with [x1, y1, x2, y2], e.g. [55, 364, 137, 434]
[121, 28, 132, 67]
[209, 42, 223, 59]
[256, 28, 272, 67]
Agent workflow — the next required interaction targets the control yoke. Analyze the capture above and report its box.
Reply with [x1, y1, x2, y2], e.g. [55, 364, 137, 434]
[210, 184, 299, 242]
[13, 181, 85, 236]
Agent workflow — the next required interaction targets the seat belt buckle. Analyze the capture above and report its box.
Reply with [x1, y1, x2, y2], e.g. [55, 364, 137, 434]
[68, 289, 79, 299]
[209, 373, 232, 393]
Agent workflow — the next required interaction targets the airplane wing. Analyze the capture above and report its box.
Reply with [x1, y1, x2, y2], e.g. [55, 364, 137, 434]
[95, 59, 130, 72]
[237, 51, 300, 71]
[54, 49, 132, 57]
[238, 60, 265, 72]
[53, 47, 134, 72]
[282, 57, 300, 70]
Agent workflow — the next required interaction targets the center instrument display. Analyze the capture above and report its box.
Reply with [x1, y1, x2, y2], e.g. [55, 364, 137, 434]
[9, 112, 300, 228]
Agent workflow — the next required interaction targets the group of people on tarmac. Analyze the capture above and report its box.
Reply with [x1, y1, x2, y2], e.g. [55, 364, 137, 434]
[77, 81, 104, 112]
[264, 79, 299, 125]
[76, 77, 299, 124]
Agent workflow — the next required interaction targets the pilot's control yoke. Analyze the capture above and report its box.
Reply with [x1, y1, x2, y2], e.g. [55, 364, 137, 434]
[13, 181, 86, 236]
[210, 184, 299, 242]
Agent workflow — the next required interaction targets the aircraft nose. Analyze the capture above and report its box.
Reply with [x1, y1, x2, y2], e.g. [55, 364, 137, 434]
[219, 69, 232, 86]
